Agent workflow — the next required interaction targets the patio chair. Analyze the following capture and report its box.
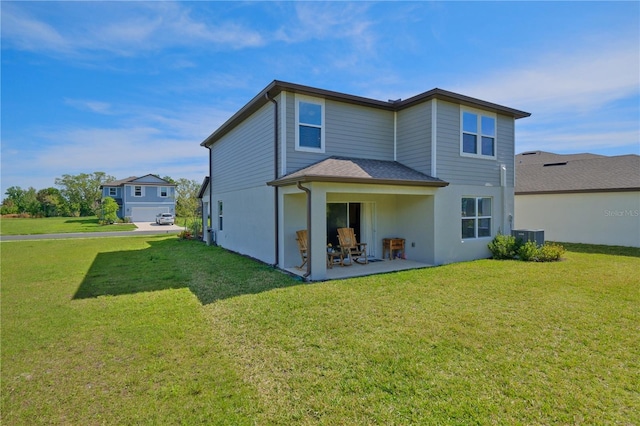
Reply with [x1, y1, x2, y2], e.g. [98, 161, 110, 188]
[337, 227, 368, 264]
[296, 230, 308, 269]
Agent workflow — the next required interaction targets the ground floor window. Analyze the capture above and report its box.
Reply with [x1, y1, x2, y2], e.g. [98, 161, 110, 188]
[461, 197, 492, 239]
[218, 201, 223, 231]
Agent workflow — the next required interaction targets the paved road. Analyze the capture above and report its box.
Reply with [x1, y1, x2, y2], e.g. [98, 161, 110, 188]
[0, 222, 185, 241]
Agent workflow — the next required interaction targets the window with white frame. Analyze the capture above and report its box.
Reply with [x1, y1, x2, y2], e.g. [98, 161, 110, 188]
[461, 109, 496, 158]
[295, 95, 325, 152]
[108, 187, 117, 196]
[218, 201, 223, 231]
[159, 186, 168, 197]
[134, 186, 143, 197]
[461, 197, 492, 239]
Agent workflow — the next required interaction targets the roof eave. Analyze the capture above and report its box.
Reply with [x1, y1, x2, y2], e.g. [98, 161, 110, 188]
[267, 175, 450, 188]
[201, 81, 531, 147]
[516, 187, 640, 195]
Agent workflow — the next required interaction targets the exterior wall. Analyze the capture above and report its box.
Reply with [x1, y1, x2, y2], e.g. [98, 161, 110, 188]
[435, 100, 515, 187]
[123, 184, 175, 204]
[200, 182, 210, 243]
[515, 192, 640, 247]
[211, 102, 275, 193]
[433, 183, 512, 265]
[214, 186, 276, 263]
[210, 102, 276, 263]
[102, 186, 122, 198]
[396, 101, 432, 175]
[285, 93, 395, 174]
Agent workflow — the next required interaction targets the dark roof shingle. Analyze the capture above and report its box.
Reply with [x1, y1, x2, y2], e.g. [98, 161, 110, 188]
[516, 151, 640, 194]
[268, 156, 449, 188]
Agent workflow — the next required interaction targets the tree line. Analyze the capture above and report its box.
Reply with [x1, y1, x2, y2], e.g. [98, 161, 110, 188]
[1, 172, 201, 219]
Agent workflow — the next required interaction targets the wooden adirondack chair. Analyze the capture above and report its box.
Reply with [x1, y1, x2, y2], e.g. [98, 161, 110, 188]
[296, 230, 308, 269]
[337, 227, 368, 264]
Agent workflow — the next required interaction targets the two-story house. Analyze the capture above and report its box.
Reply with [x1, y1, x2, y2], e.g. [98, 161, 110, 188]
[200, 81, 530, 280]
[100, 175, 176, 223]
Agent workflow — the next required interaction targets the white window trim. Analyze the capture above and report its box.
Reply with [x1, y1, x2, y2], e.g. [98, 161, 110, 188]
[132, 185, 144, 197]
[460, 107, 497, 160]
[217, 200, 223, 231]
[158, 186, 168, 198]
[295, 94, 325, 153]
[461, 196, 493, 240]
[108, 187, 117, 196]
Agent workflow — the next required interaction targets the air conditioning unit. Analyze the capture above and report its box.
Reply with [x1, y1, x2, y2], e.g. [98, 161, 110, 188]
[512, 229, 544, 246]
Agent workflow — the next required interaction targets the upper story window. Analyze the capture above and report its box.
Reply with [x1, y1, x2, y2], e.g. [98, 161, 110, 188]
[461, 197, 492, 239]
[159, 186, 168, 197]
[461, 109, 496, 159]
[108, 187, 117, 197]
[134, 186, 143, 197]
[295, 95, 325, 152]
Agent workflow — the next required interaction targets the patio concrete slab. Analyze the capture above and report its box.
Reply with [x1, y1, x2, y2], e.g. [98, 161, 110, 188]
[285, 258, 432, 281]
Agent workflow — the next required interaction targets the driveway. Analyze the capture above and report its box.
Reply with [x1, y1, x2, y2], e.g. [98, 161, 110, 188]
[133, 221, 184, 232]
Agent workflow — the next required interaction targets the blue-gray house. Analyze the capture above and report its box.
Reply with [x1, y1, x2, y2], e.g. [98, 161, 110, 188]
[100, 175, 176, 222]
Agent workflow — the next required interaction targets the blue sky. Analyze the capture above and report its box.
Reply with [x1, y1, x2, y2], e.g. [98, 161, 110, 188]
[2, 1, 639, 197]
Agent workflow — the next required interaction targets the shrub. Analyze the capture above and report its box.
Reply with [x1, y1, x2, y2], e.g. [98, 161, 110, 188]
[178, 230, 192, 240]
[538, 242, 565, 262]
[488, 234, 520, 259]
[518, 241, 539, 261]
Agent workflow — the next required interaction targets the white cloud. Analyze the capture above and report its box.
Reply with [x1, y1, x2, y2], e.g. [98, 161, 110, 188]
[1, 4, 70, 53]
[1, 2, 265, 58]
[276, 3, 376, 50]
[64, 99, 113, 114]
[0, 103, 231, 196]
[456, 40, 639, 115]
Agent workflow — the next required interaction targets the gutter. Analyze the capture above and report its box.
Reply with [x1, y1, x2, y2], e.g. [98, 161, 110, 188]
[296, 181, 311, 279]
[265, 92, 279, 267]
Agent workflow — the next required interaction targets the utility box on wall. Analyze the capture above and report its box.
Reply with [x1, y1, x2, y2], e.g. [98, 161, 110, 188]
[512, 229, 545, 246]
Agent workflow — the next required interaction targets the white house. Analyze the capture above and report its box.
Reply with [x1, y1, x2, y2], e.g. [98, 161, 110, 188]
[200, 81, 530, 280]
[515, 151, 640, 247]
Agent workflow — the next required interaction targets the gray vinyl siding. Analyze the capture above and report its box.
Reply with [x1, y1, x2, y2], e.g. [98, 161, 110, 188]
[497, 115, 515, 187]
[396, 101, 432, 176]
[123, 185, 174, 203]
[211, 103, 275, 193]
[435, 101, 515, 187]
[286, 97, 394, 174]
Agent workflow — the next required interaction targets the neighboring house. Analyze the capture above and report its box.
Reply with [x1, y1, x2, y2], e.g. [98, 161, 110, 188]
[100, 175, 176, 222]
[515, 151, 640, 248]
[201, 80, 530, 280]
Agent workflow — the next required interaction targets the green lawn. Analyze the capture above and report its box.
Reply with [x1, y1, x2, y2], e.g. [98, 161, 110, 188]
[0, 216, 137, 235]
[1, 237, 639, 425]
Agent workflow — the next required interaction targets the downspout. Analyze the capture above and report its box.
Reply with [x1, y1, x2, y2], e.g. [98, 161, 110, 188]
[393, 111, 397, 161]
[265, 92, 279, 266]
[206, 145, 214, 245]
[297, 181, 311, 279]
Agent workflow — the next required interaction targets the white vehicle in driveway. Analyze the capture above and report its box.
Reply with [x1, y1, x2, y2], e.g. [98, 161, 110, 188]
[155, 213, 174, 225]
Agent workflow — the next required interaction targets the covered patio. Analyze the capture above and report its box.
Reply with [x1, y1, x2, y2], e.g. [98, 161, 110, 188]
[285, 257, 433, 281]
[270, 157, 448, 281]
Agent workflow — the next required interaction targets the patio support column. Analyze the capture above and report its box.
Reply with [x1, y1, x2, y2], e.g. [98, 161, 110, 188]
[309, 184, 327, 281]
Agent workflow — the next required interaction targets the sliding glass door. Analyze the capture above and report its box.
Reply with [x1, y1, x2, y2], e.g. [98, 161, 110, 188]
[326, 203, 362, 247]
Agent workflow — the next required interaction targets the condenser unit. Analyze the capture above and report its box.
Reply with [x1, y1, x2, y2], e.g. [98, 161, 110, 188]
[512, 229, 545, 246]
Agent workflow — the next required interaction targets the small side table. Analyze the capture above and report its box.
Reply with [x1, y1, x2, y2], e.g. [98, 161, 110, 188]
[327, 250, 344, 268]
[383, 238, 405, 260]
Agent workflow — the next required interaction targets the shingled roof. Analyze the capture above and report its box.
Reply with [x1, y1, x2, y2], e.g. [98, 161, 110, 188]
[268, 156, 449, 188]
[100, 174, 175, 187]
[516, 151, 640, 194]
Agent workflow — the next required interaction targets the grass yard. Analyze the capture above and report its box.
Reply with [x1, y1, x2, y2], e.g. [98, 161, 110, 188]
[1, 237, 639, 425]
[0, 216, 137, 235]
